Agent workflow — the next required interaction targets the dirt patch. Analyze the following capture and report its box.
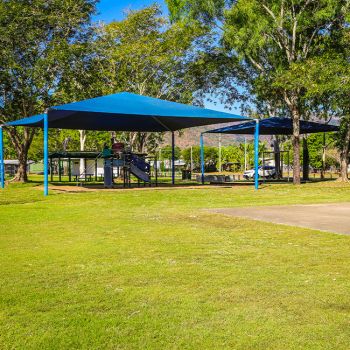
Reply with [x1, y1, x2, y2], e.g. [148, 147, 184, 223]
[35, 184, 240, 193]
[212, 202, 350, 235]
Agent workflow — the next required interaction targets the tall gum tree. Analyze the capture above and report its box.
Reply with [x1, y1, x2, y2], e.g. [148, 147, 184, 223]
[99, 5, 204, 153]
[282, 55, 350, 182]
[166, 0, 347, 184]
[0, 0, 97, 181]
[46, 5, 203, 158]
[268, 1, 350, 182]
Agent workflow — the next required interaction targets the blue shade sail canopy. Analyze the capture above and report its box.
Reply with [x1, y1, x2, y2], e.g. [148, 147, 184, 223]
[6, 114, 46, 127]
[205, 117, 339, 135]
[5, 93, 250, 131]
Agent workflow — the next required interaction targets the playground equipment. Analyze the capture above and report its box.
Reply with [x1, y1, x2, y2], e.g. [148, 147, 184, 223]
[2, 92, 250, 195]
[49, 151, 102, 182]
[103, 142, 152, 188]
[48, 144, 156, 188]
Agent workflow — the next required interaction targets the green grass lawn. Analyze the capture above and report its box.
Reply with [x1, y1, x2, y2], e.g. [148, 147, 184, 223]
[1, 181, 350, 349]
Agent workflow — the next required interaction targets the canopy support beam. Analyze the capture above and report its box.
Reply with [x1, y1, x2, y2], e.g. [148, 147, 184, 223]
[44, 114, 49, 196]
[254, 119, 259, 190]
[153, 116, 176, 185]
[0, 127, 4, 189]
[171, 131, 175, 185]
[200, 133, 204, 184]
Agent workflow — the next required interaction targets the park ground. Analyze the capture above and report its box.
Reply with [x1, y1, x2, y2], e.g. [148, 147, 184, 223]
[1, 180, 350, 349]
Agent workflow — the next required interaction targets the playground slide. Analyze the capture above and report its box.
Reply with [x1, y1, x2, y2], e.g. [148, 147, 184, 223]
[130, 163, 150, 182]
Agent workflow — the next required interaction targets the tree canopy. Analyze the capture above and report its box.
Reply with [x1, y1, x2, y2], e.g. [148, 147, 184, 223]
[1, 0, 349, 182]
[0, 0, 97, 181]
[166, 0, 350, 182]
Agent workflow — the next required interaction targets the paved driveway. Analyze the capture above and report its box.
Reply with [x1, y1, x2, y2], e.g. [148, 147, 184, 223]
[212, 202, 350, 235]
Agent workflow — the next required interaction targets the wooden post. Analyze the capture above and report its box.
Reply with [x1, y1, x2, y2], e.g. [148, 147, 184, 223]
[155, 156, 158, 187]
[68, 157, 71, 182]
[50, 157, 53, 182]
[58, 157, 62, 182]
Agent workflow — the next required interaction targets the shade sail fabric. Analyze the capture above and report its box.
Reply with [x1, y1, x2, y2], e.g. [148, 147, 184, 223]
[205, 117, 339, 135]
[6, 114, 46, 126]
[5, 92, 250, 131]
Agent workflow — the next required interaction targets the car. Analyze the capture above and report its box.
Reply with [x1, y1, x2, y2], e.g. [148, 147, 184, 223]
[243, 165, 276, 180]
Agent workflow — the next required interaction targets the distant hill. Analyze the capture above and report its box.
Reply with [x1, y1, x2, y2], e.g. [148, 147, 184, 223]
[161, 123, 268, 149]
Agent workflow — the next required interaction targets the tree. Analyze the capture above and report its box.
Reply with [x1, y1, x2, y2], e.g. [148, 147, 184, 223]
[98, 5, 203, 154]
[0, 0, 97, 181]
[221, 143, 259, 170]
[306, 133, 338, 170]
[282, 54, 350, 181]
[337, 118, 350, 181]
[159, 145, 181, 161]
[182, 146, 218, 172]
[166, 0, 347, 184]
[52, 12, 115, 174]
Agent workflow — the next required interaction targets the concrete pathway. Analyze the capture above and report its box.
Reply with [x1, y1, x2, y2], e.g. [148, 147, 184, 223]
[212, 202, 350, 235]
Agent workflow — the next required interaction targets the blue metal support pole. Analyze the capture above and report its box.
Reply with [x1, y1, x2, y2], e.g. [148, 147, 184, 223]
[43, 114, 49, 196]
[254, 119, 260, 190]
[0, 127, 4, 189]
[200, 133, 205, 184]
[171, 131, 175, 185]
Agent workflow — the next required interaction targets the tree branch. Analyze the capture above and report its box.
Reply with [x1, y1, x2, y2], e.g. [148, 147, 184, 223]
[247, 54, 265, 73]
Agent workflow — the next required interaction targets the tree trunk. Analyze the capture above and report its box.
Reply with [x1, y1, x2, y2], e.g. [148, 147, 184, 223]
[339, 156, 348, 182]
[273, 136, 281, 178]
[137, 132, 147, 153]
[302, 136, 309, 181]
[15, 149, 29, 182]
[320, 133, 326, 179]
[291, 107, 301, 185]
[79, 130, 86, 177]
[129, 132, 138, 152]
[339, 126, 350, 182]
[284, 91, 301, 185]
[110, 131, 116, 144]
[6, 127, 35, 182]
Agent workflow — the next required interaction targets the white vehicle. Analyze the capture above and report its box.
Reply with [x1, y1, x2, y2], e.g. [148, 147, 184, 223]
[243, 166, 276, 180]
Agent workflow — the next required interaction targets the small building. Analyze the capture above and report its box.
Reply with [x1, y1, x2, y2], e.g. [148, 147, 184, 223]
[4, 160, 34, 176]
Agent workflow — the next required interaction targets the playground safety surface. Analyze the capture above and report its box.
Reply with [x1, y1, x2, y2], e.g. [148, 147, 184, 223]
[212, 202, 350, 235]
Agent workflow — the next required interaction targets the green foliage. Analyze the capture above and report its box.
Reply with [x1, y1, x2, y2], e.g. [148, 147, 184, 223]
[166, 0, 227, 23]
[277, 51, 350, 176]
[306, 134, 337, 169]
[0, 0, 97, 180]
[105, 4, 201, 99]
[182, 145, 218, 171]
[1, 3, 203, 171]
[96, 5, 203, 153]
[167, 0, 347, 94]
[182, 142, 270, 172]
[27, 130, 112, 161]
[166, 0, 349, 182]
[159, 145, 182, 160]
[221, 143, 255, 169]
[2, 132, 16, 159]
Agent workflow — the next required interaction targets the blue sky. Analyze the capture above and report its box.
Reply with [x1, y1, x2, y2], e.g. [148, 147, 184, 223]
[94, 0, 240, 114]
[95, 0, 167, 23]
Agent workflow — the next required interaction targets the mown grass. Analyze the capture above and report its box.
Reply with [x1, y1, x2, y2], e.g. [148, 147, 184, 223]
[1, 181, 350, 349]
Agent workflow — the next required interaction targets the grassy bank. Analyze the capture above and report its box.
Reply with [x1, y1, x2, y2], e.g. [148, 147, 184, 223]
[1, 181, 350, 349]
